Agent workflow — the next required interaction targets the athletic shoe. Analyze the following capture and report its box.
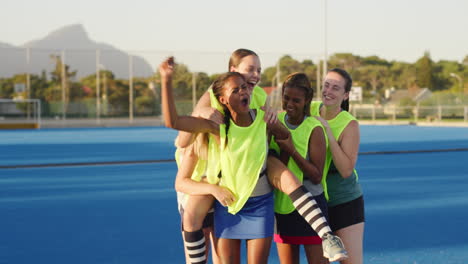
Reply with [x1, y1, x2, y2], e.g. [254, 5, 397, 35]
[322, 232, 348, 262]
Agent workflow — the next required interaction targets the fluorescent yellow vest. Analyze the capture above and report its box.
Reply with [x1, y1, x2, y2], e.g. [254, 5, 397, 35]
[206, 85, 267, 184]
[270, 112, 325, 214]
[174, 86, 267, 185]
[219, 109, 267, 214]
[310, 101, 358, 200]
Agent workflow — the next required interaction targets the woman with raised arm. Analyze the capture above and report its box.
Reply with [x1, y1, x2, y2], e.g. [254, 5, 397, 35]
[161, 57, 348, 263]
[169, 49, 273, 264]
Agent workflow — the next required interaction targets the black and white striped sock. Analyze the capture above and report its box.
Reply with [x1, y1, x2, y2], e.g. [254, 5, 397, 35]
[289, 186, 332, 238]
[183, 229, 207, 264]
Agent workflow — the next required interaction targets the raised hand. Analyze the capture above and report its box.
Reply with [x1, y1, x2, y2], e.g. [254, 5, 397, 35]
[159, 56, 175, 80]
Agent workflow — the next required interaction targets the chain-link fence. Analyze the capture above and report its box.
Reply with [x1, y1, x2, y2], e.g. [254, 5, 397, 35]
[1, 47, 467, 127]
[350, 104, 468, 123]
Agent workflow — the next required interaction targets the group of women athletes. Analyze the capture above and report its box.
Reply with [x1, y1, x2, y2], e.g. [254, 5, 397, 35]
[159, 48, 364, 264]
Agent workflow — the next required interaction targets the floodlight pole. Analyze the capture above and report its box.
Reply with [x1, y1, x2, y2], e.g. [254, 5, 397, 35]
[61, 50, 66, 120]
[129, 55, 134, 123]
[322, 0, 328, 79]
[26, 47, 31, 119]
[192, 72, 197, 110]
[26, 47, 30, 100]
[96, 49, 101, 124]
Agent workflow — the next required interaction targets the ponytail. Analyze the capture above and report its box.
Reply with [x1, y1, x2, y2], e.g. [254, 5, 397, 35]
[223, 107, 232, 147]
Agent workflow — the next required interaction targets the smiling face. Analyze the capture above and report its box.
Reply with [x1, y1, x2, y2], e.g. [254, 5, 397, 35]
[282, 86, 309, 124]
[322, 71, 349, 107]
[218, 75, 251, 114]
[230, 54, 261, 92]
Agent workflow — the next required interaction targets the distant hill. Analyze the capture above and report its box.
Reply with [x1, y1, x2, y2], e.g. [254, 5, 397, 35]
[0, 24, 154, 79]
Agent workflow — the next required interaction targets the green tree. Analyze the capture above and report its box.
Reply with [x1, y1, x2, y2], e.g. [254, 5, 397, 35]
[0, 78, 14, 98]
[356, 65, 389, 101]
[47, 54, 79, 115]
[362, 55, 391, 67]
[154, 62, 193, 100]
[415, 51, 434, 89]
[30, 71, 50, 101]
[260, 55, 317, 90]
[389, 62, 417, 89]
[328, 53, 362, 73]
[194, 72, 212, 99]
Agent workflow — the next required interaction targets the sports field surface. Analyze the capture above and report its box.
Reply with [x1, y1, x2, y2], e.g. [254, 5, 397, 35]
[1, 125, 468, 263]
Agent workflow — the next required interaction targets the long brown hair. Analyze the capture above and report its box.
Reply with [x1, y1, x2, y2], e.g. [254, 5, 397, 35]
[228, 49, 258, 71]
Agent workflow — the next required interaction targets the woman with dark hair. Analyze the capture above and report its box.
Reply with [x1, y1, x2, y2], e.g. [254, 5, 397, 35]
[175, 48, 275, 148]
[170, 48, 274, 264]
[270, 72, 332, 264]
[312, 68, 365, 264]
[160, 57, 348, 264]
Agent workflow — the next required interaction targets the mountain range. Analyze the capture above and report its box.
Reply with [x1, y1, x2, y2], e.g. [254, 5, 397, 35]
[0, 24, 153, 79]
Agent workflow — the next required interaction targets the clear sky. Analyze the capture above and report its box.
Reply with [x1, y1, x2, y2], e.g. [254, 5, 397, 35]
[1, 0, 467, 73]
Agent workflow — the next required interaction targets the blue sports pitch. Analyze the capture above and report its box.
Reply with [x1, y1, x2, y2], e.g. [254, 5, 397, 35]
[1, 126, 468, 263]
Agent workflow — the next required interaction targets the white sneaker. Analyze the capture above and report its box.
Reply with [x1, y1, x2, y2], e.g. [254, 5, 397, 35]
[322, 233, 348, 262]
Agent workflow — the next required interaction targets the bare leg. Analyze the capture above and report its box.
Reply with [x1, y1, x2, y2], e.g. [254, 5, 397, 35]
[246, 237, 272, 264]
[304, 244, 328, 264]
[335, 223, 364, 264]
[183, 195, 214, 231]
[204, 227, 222, 264]
[215, 238, 241, 264]
[276, 243, 300, 264]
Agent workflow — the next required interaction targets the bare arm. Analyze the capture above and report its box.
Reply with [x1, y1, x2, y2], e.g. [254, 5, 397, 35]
[274, 126, 326, 184]
[176, 90, 225, 148]
[305, 126, 326, 183]
[175, 148, 235, 206]
[160, 57, 219, 135]
[317, 117, 360, 178]
[267, 119, 290, 141]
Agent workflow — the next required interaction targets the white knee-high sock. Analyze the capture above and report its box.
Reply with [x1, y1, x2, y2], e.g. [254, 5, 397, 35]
[289, 186, 332, 238]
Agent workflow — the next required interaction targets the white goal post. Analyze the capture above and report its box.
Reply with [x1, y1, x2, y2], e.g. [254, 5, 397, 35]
[0, 98, 41, 129]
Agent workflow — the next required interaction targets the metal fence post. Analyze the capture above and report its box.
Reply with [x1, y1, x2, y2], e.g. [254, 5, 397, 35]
[129, 55, 134, 123]
[192, 72, 197, 111]
[96, 49, 101, 124]
[465, 106, 468, 123]
[61, 50, 66, 120]
[372, 105, 375, 121]
[415, 104, 419, 123]
[438, 105, 442, 121]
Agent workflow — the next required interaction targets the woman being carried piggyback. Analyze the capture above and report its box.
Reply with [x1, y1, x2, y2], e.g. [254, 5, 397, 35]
[161, 56, 347, 264]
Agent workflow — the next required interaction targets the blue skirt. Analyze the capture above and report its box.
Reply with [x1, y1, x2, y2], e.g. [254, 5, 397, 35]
[214, 192, 274, 239]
